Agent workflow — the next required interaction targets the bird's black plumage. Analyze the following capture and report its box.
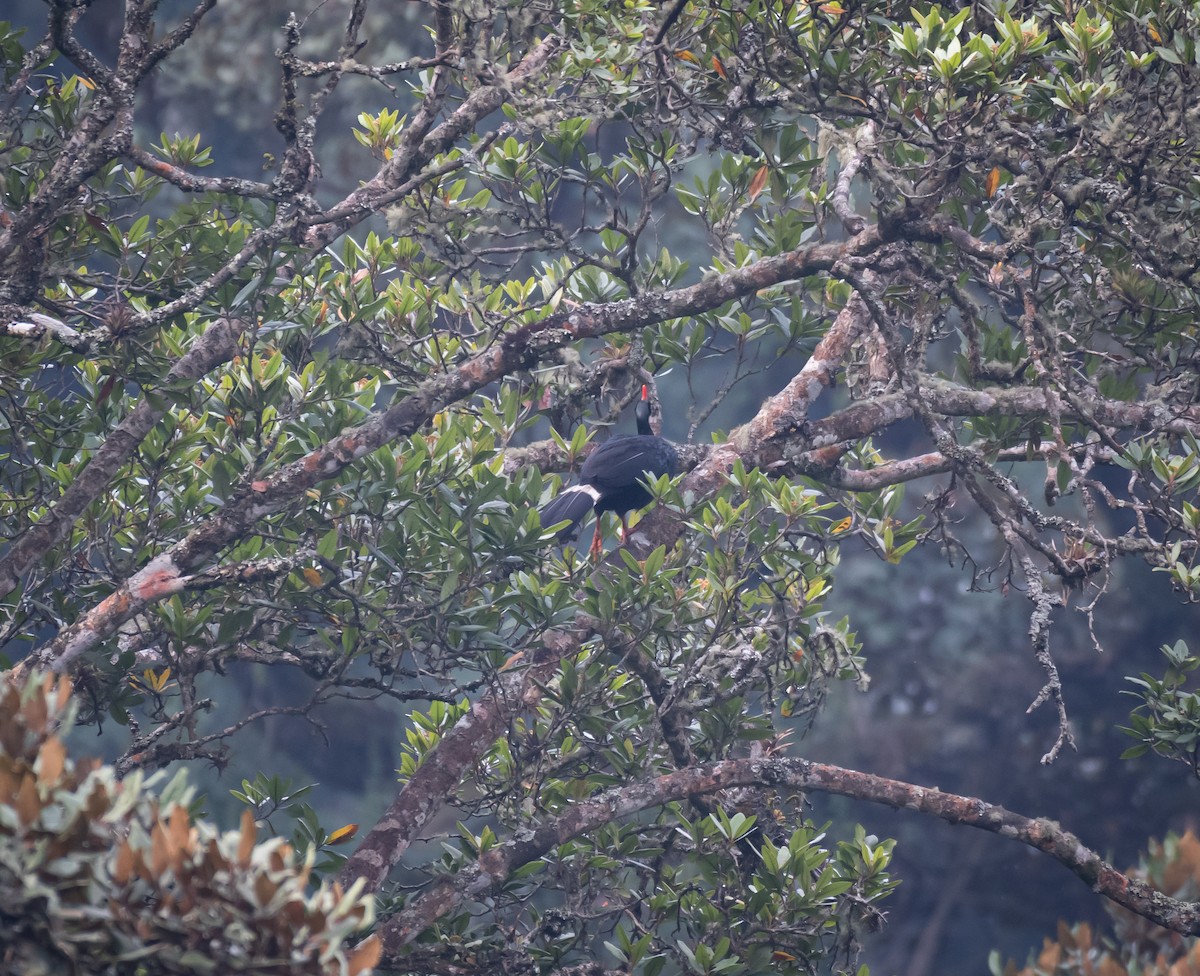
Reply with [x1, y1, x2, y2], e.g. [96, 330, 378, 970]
[540, 387, 677, 552]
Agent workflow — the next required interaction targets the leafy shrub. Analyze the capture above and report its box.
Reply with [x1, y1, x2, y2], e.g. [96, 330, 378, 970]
[0, 671, 380, 975]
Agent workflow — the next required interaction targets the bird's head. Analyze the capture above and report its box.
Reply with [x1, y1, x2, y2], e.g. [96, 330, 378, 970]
[635, 384, 652, 436]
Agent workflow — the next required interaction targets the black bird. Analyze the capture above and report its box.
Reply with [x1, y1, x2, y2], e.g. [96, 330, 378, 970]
[540, 386, 678, 558]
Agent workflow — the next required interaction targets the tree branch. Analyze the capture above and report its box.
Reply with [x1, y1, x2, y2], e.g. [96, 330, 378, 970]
[374, 757, 1200, 959]
[335, 629, 581, 892]
[0, 317, 249, 599]
[24, 219, 899, 673]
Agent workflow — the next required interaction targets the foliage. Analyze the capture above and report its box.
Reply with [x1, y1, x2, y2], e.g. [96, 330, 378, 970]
[3, 0, 1200, 970]
[231, 772, 360, 876]
[0, 671, 379, 976]
[1121, 640, 1200, 777]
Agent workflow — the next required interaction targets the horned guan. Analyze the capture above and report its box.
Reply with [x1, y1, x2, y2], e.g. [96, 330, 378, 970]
[540, 386, 677, 557]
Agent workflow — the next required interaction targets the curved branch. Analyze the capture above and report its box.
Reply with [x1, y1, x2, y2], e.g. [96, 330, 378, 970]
[375, 756, 1200, 958]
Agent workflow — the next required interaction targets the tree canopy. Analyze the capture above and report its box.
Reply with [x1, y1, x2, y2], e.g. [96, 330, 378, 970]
[4, 0, 1200, 972]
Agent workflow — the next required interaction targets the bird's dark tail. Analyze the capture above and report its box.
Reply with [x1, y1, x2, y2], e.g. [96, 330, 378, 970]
[539, 485, 599, 540]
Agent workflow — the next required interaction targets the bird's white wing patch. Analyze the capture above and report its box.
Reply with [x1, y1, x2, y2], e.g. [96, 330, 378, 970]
[564, 484, 602, 503]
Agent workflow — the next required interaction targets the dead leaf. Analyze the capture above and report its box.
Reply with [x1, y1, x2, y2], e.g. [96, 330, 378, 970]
[38, 736, 66, 786]
[349, 935, 382, 976]
[748, 164, 769, 202]
[238, 808, 256, 866]
[985, 166, 1001, 198]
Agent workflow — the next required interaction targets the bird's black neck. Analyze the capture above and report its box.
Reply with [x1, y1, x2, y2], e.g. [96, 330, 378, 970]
[635, 399, 652, 436]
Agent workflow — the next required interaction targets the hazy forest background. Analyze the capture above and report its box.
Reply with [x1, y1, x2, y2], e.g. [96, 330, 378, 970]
[4, 0, 1200, 974]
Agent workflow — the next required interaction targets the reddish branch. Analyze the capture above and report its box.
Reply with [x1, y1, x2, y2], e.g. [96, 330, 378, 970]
[373, 756, 1200, 959]
[335, 630, 579, 892]
[0, 317, 248, 599]
[22, 221, 901, 673]
[733, 291, 872, 457]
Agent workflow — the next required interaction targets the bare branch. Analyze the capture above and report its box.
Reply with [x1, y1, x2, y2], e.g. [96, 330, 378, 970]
[375, 756, 1200, 956]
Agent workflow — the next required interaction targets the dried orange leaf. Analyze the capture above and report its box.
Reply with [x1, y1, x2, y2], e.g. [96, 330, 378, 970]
[151, 821, 169, 875]
[14, 774, 38, 824]
[985, 166, 1001, 198]
[168, 805, 191, 851]
[349, 935, 382, 976]
[711, 55, 727, 79]
[238, 808, 257, 866]
[113, 840, 135, 885]
[747, 164, 769, 202]
[38, 736, 66, 786]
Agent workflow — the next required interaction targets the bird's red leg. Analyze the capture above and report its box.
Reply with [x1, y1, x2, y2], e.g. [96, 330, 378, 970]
[589, 520, 604, 560]
[618, 514, 630, 546]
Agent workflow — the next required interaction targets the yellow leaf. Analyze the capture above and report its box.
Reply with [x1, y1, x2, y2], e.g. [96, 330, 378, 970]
[748, 164, 769, 202]
[1147, 23, 1162, 42]
[302, 567, 323, 587]
[144, 667, 171, 692]
[675, 50, 699, 64]
[819, 1, 847, 14]
[327, 823, 359, 845]
[985, 166, 1001, 198]
[831, 515, 853, 534]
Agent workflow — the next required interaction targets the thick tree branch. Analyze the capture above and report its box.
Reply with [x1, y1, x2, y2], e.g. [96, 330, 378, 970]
[0, 317, 249, 599]
[375, 756, 1200, 958]
[24, 220, 899, 673]
[335, 629, 580, 892]
[1, 310, 87, 349]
